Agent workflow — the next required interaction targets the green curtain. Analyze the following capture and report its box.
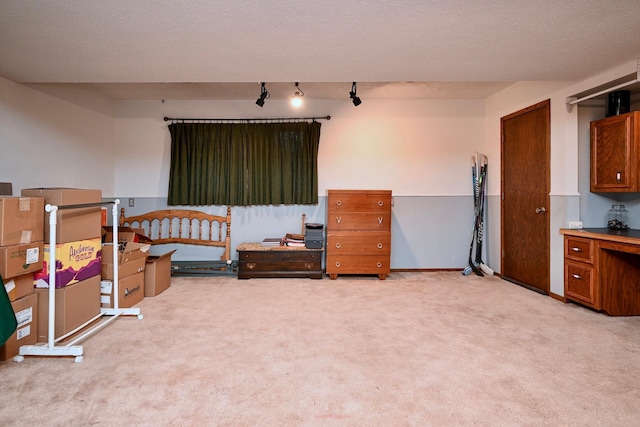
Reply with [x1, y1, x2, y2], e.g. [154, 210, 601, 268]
[168, 121, 321, 206]
[0, 275, 18, 346]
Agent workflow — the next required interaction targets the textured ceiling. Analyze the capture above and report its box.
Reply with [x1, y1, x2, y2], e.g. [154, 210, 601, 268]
[1, 1, 640, 100]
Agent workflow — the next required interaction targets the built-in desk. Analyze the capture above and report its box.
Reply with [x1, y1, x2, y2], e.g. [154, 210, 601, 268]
[560, 228, 640, 316]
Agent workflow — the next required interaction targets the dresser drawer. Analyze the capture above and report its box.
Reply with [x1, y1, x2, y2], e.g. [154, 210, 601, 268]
[326, 254, 390, 275]
[326, 212, 391, 231]
[564, 236, 594, 264]
[327, 190, 392, 214]
[565, 261, 599, 308]
[326, 232, 391, 255]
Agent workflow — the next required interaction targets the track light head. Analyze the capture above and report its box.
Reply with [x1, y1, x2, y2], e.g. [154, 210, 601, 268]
[349, 82, 362, 106]
[256, 82, 270, 107]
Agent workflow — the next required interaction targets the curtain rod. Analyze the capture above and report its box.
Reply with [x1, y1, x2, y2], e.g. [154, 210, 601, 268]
[164, 116, 330, 123]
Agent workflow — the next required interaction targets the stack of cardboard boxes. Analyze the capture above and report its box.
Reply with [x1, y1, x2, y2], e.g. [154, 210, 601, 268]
[21, 188, 103, 342]
[100, 227, 150, 308]
[0, 196, 44, 360]
[1, 186, 175, 360]
[101, 226, 175, 303]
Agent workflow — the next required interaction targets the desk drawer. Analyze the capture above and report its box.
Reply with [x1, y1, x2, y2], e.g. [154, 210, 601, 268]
[564, 236, 594, 263]
[565, 261, 599, 309]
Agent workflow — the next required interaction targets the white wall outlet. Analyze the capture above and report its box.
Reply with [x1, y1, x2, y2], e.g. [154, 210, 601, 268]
[568, 221, 583, 229]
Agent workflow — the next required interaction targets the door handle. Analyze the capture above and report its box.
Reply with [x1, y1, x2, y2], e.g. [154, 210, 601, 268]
[535, 207, 546, 214]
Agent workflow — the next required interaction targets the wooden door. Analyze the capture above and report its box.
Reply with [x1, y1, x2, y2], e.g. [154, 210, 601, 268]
[501, 100, 550, 294]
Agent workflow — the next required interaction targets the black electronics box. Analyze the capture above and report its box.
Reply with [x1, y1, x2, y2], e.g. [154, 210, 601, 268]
[305, 223, 324, 249]
[0, 183, 12, 196]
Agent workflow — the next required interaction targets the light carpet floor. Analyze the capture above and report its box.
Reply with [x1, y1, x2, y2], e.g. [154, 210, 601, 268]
[1, 271, 639, 426]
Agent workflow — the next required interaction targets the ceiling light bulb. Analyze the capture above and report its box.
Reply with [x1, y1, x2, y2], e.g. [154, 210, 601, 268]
[292, 92, 302, 107]
[291, 82, 304, 107]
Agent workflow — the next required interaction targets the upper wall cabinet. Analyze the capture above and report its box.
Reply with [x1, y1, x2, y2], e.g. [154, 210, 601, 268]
[591, 111, 640, 192]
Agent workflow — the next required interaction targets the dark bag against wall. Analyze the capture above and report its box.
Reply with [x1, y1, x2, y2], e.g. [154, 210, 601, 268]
[0, 275, 18, 346]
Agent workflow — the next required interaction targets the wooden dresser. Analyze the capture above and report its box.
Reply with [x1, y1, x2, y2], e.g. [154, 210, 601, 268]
[325, 189, 392, 280]
[561, 228, 640, 316]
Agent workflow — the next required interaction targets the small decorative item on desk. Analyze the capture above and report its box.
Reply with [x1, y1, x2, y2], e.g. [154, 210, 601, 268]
[606, 204, 630, 230]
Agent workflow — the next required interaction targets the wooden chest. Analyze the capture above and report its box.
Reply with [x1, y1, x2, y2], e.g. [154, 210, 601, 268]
[237, 243, 323, 279]
[325, 190, 392, 280]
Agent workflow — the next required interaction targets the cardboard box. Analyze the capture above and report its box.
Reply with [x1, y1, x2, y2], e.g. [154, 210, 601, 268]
[35, 275, 101, 342]
[0, 196, 45, 246]
[0, 293, 38, 361]
[21, 188, 102, 244]
[0, 241, 44, 280]
[144, 250, 176, 297]
[101, 257, 146, 280]
[4, 273, 35, 302]
[101, 241, 149, 283]
[102, 226, 154, 245]
[33, 238, 102, 288]
[102, 241, 150, 264]
[100, 271, 144, 308]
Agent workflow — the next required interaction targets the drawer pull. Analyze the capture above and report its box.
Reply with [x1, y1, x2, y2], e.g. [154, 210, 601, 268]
[335, 261, 341, 268]
[617, 171, 621, 182]
[336, 200, 342, 206]
[336, 216, 341, 224]
[378, 200, 384, 206]
[377, 243, 383, 249]
[376, 262, 383, 268]
[571, 273, 582, 280]
[378, 217, 383, 225]
[335, 242, 341, 249]
[571, 247, 582, 252]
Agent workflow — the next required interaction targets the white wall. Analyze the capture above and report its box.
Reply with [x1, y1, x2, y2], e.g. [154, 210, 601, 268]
[0, 77, 116, 194]
[113, 98, 487, 265]
[114, 98, 485, 197]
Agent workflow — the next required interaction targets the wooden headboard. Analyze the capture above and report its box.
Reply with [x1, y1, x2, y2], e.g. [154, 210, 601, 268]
[119, 207, 232, 261]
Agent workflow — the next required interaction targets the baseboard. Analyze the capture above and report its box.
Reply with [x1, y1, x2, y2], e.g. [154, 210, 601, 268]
[391, 268, 462, 272]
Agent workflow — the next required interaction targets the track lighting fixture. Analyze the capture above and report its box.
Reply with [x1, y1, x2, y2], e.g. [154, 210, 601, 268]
[256, 82, 270, 107]
[291, 82, 304, 107]
[349, 82, 362, 106]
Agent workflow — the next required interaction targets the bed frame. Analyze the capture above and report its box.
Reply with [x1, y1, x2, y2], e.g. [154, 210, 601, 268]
[119, 207, 232, 262]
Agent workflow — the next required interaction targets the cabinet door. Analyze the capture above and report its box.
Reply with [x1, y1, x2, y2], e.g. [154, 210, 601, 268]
[590, 112, 637, 192]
